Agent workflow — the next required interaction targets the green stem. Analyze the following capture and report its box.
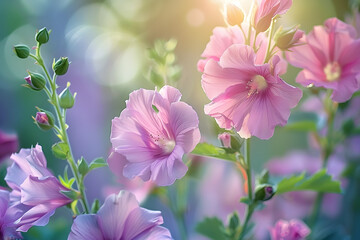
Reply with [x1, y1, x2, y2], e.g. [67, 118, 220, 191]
[264, 18, 276, 63]
[309, 91, 338, 228]
[35, 47, 90, 214]
[239, 138, 253, 240]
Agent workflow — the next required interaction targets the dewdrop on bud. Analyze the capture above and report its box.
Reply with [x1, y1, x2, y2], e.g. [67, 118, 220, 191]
[35, 27, 49, 44]
[53, 57, 69, 75]
[24, 72, 46, 91]
[254, 184, 275, 201]
[224, 3, 244, 26]
[59, 83, 76, 109]
[13, 44, 30, 59]
[34, 110, 55, 131]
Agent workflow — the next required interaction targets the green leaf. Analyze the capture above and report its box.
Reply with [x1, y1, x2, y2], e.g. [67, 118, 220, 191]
[276, 169, 342, 194]
[78, 157, 89, 176]
[191, 143, 240, 162]
[89, 158, 107, 171]
[196, 217, 227, 240]
[285, 112, 319, 132]
[152, 104, 159, 113]
[149, 69, 164, 88]
[52, 142, 69, 159]
[164, 38, 177, 52]
[239, 197, 251, 205]
[91, 199, 100, 213]
[60, 190, 79, 200]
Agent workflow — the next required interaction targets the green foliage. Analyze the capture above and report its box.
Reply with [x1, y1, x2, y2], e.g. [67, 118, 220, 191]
[59, 166, 75, 189]
[147, 38, 181, 88]
[191, 142, 241, 162]
[91, 199, 100, 213]
[88, 158, 107, 171]
[196, 217, 228, 240]
[78, 157, 89, 176]
[52, 142, 70, 159]
[276, 169, 342, 194]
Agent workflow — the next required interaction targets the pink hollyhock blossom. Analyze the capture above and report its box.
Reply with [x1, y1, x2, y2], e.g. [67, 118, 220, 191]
[0, 190, 23, 239]
[106, 150, 154, 202]
[270, 219, 310, 240]
[68, 190, 172, 240]
[0, 131, 18, 163]
[287, 18, 360, 102]
[202, 44, 302, 139]
[253, 0, 292, 32]
[197, 24, 287, 73]
[110, 86, 201, 186]
[5, 144, 72, 232]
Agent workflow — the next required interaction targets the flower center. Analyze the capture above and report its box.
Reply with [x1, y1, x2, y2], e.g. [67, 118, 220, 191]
[247, 75, 268, 97]
[150, 133, 176, 154]
[324, 62, 341, 82]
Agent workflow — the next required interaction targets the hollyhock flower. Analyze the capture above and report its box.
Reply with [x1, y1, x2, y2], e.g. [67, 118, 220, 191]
[0, 131, 18, 163]
[253, 0, 293, 32]
[287, 18, 360, 103]
[5, 144, 72, 232]
[68, 190, 172, 240]
[270, 219, 310, 240]
[197, 24, 287, 73]
[0, 190, 23, 239]
[110, 86, 201, 186]
[106, 150, 154, 202]
[202, 44, 302, 139]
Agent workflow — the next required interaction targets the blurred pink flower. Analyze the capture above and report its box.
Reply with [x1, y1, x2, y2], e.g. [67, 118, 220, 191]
[197, 24, 287, 73]
[110, 86, 201, 186]
[0, 190, 22, 239]
[106, 150, 154, 203]
[287, 18, 360, 102]
[5, 145, 72, 232]
[0, 131, 18, 163]
[270, 219, 310, 240]
[68, 190, 172, 240]
[253, 0, 293, 32]
[202, 44, 302, 139]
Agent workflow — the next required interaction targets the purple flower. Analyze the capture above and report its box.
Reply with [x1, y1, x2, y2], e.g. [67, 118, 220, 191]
[0, 131, 18, 163]
[5, 144, 72, 232]
[110, 86, 201, 186]
[0, 190, 23, 239]
[68, 190, 172, 240]
[270, 219, 310, 240]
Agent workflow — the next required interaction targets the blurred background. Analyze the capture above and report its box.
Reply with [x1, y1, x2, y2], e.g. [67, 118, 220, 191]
[0, 0, 355, 239]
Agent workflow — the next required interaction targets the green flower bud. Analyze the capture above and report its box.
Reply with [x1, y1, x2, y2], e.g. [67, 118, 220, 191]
[35, 110, 55, 131]
[225, 3, 244, 26]
[35, 27, 49, 44]
[25, 72, 46, 91]
[53, 57, 69, 75]
[13, 44, 30, 59]
[254, 184, 275, 202]
[59, 87, 75, 109]
[275, 26, 304, 50]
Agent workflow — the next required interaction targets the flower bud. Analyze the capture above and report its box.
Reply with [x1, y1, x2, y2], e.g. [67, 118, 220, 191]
[225, 3, 244, 26]
[53, 57, 69, 75]
[275, 27, 304, 50]
[254, 184, 275, 201]
[218, 132, 231, 148]
[35, 27, 50, 44]
[13, 44, 30, 59]
[59, 87, 75, 109]
[25, 72, 46, 91]
[35, 111, 55, 131]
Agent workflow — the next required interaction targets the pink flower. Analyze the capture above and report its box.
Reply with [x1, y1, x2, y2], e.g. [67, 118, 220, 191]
[287, 18, 360, 102]
[270, 219, 310, 240]
[68, 190, 172, 240]
[5, 145, 72, 232]
[110, 86, 201, 186]
[253, 0, 293, 32]
[202, 44, 302, 139]
[106, 150, 154, 203]
[197, 24, 287, 73]
[0, 190, 23, 239]
[0, 131, 18, 163]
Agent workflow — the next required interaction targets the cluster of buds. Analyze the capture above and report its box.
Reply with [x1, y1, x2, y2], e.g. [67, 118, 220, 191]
[13, 27, 75, 132]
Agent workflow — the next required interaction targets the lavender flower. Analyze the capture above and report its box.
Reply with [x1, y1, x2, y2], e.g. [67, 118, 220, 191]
[0, 131, 18, 163]
[68, 190, 172, 240]
[0, 189, 23, 239]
